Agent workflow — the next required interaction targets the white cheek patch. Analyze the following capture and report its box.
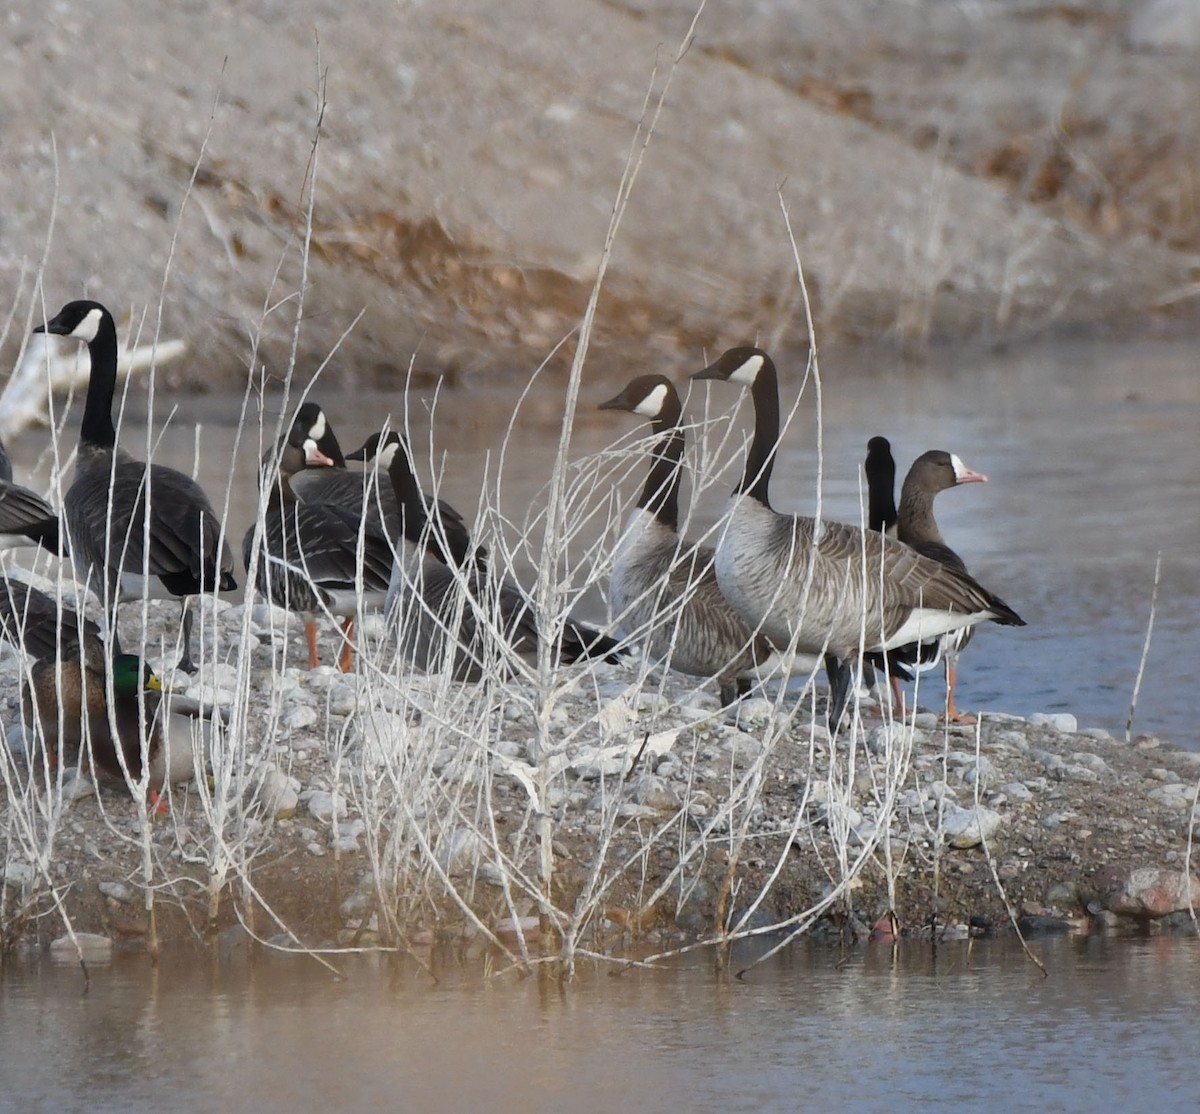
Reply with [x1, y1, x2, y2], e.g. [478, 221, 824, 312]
[633, 383, 669, 418]
[310, 412, 327, 441]
[729, 353, 764, 385]
[74, 307, 104, 342]
[377, 442, 398, 469]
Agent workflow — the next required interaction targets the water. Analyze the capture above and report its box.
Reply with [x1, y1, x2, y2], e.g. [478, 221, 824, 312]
[2, 935, 1198, 1112]
[8, 336, 1198, 744]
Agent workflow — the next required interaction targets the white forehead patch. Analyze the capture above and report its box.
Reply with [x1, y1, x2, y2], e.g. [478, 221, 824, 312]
[633, 383, 668, 418]
[950, 453, 968, 481]
[728, 353, 763, 385]
[73, 307, 104, 343]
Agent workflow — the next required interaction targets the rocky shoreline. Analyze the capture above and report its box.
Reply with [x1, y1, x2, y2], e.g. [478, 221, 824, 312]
[2, 597, 1198, 965]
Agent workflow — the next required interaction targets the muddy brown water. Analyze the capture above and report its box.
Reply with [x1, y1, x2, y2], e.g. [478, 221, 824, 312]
[6, 335, 1198, 745]
[2, 936, 1199, 1112]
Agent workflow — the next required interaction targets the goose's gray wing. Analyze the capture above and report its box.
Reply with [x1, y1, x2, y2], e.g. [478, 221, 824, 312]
[67, 451, 234, 594]
[0, 481, 62, 550]
[0, 578, 104, 669]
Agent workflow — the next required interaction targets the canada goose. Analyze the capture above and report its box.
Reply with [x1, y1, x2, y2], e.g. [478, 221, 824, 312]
[0, 438, 64, 554]
[864, 436, 898, 536]
[349, 430, 622, 682]
[34, 300, 237, 674]
[0, 579, 211, 804]
[598, 374, 776, 706]
[244, 423, 393, 671]
[691, 346, 1024, 726]
[894, 449, 989, 723]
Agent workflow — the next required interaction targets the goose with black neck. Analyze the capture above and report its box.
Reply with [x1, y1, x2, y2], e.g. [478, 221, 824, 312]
[35, 300, 237, 673]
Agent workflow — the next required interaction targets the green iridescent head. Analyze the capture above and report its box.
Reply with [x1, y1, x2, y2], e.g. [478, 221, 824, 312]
[111, 654, 163, 698]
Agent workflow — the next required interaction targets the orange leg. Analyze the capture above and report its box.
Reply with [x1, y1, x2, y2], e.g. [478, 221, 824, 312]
[147, 788, 170, 817]
[890, 674, 907, 717]
[306, 620, 321, 669]
[338, 617, 355, 673]
[942, 663, 977, 725]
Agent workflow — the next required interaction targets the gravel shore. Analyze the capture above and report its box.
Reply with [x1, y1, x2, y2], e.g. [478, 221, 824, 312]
[3, 597, 1198, 961]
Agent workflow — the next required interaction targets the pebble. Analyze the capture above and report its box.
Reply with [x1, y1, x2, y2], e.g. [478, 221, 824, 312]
[282, 704, 319, 732]
[1068, 752, 1113, 776]
[942, 804, 1002, 848]
[260, 768, 300, 819]
[1003, 781, 1034, 802]
[326, 683, 359, 717]
[436, 828, 484, 874]
[304, 790, 345, 823]
[3, 862, 35, 890]
[98, 881, 135, 904]
[1029, 712, 1078, 734]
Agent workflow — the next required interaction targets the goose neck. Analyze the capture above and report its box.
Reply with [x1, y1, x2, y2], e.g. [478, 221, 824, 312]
[78, 308, 120, 449]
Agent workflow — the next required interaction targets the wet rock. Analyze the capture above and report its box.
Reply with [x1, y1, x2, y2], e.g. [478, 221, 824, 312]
[943, 804, 1002, 848]
[1094, 865, 1200, 918]
[50, 932, 113, 964]
[1017, 914, 1076, 936]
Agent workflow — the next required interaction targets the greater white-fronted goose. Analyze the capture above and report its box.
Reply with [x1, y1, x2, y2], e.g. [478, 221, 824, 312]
[0, 439, 63, 554]
[292, 401, 482, 572]
[243, 421, 393, 671]
[894, 448, 989, 723]
[350, 429, 622, 682]
[691, 346, 1024, 726]
[35, 300, 236, 673]
[598, 374, 776, 706]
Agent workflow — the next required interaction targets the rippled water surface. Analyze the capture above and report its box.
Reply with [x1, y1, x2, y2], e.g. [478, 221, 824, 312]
[10, 336, 1199, 744]
[2, 935, 1199, 1113]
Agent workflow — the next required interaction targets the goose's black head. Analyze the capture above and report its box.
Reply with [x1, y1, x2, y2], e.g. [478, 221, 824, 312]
[691, 346, 770, 387]
[345, 430, 405, 469]
[598, 375, 681, 425]
[906, 450, 987, 494]
[35, 300, 111, 343]
[290, 402, 345, 467]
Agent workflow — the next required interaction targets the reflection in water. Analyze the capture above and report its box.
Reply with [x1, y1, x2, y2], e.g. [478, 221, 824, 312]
[8, 337, 1198, 744]
[2, 936, 1199, 1113]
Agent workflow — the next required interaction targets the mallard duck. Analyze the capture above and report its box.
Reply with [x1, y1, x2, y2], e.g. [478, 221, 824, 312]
[34, 300, 237, 673]
[348, 429, 622, 681]
[0, 579, 212, 803]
